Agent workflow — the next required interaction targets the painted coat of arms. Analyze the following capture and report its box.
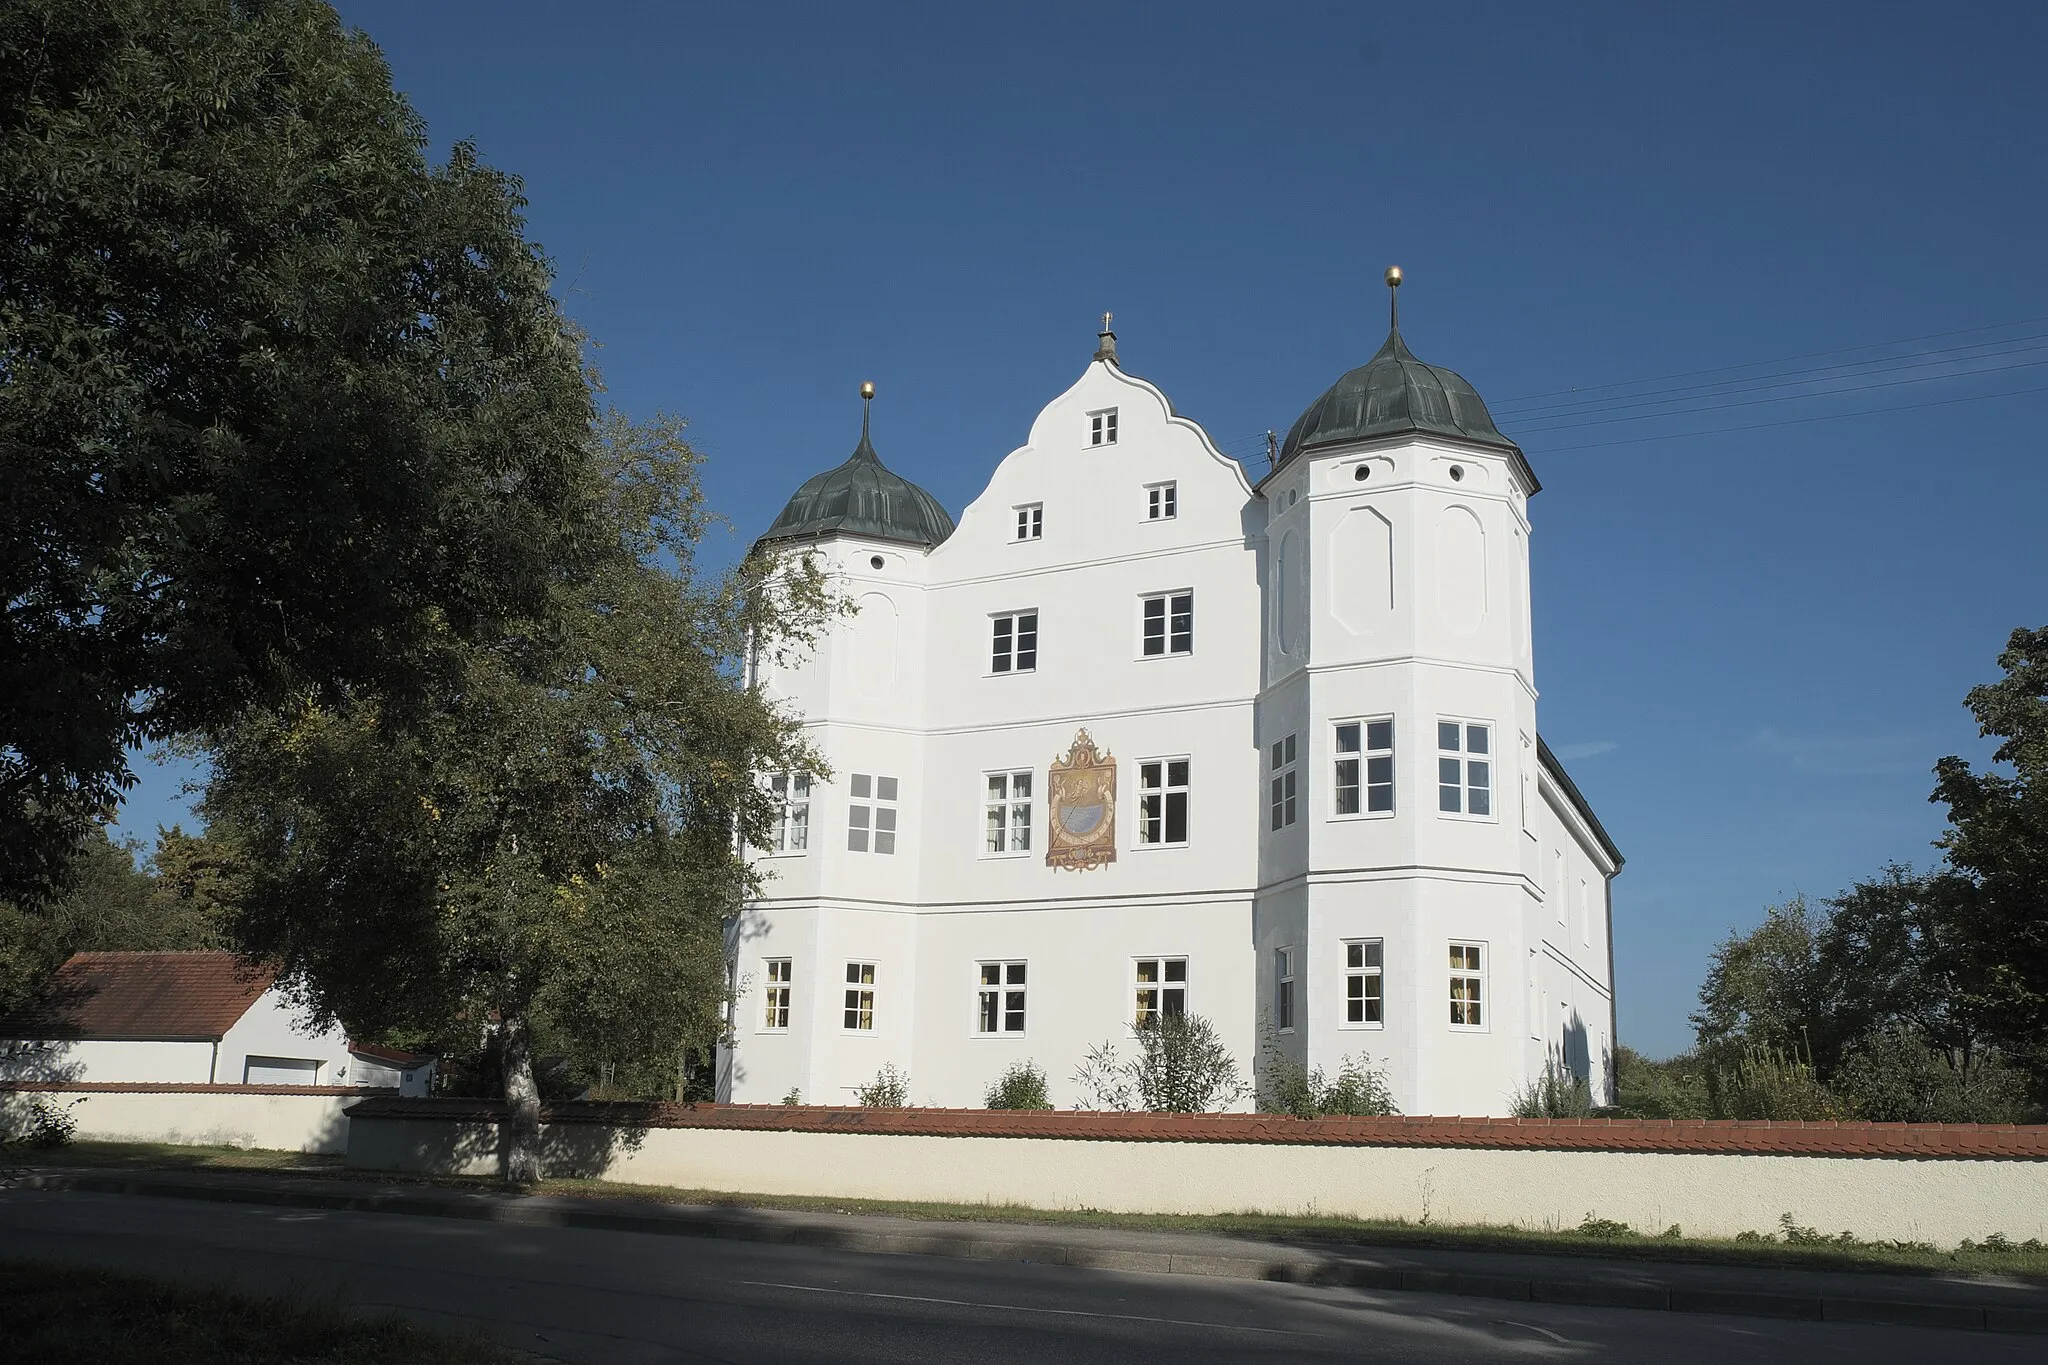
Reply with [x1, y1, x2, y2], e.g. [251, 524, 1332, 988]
[1047, 729, 1116, 872]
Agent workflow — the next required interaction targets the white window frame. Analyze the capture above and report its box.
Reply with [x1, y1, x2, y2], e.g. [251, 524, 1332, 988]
[1275, 946, 1296, 1033]
[1449, 941, 1487, 1030]
[846, 774, 899, 855]
[761, 958, 792, 1031]
[1014, 503, 1043, 542]
[983, 770, 1033, 856]
[1342, 939, 1384, 1029]
[765, 772, 811, 854]
[1090, 407, 1119, 446]
[1145, 481, 1178, 521]
[1268, 733, 1298, 831]
[1332, 717, 1395, 819]
[1133, 956, 1187, 1025]
[990, 611, 1039, 676]
[843, 961, 876, 1032]
[1136, 757, 1190, 848]
[1138, 590, 1194, 658]
[1436, 719, 1496, 821]
[975, 960, 1028, 1036]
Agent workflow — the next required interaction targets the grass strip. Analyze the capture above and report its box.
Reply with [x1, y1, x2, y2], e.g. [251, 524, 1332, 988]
[30, 1139, 2048, 1283]
[0, 1256, 526, 1364]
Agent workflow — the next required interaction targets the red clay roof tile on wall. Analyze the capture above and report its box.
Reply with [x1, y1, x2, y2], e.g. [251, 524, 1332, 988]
[0, 951, 277, 1042]
[338, 1099, 2048, 1159]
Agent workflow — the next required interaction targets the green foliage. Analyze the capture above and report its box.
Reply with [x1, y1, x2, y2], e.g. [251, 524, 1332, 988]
[1, 0, 596, 907]
[1691, 896, 1830, 1071]
[1608, 1045, 1712, 1119]
[1932, 626, 2048, 1087]
[1713, 1043, 1851, 1121]
[198, 414, 835, 1130]
[1831, 1026, 2039, 1123]
[856, 1064, 910, 1108]
[1258, 1029, 1399, 1117]
[780, 1088, 802, 1106]
[1508, 1061, 1596, 1118]
[983, 1060, 1053, 1110]
[1075, 1014, 1246, 1113]
[1576, 1215, 1635, 1239]
[0, 1093, 81, 1149]
[0, 825, 225, 1015]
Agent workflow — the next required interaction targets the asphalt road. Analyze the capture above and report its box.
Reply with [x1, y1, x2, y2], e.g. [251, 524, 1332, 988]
[0, 1190, 2038, 1363]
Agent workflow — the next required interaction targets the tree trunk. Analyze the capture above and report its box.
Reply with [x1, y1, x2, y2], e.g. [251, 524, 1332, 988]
[500, 1014, 543, 1187]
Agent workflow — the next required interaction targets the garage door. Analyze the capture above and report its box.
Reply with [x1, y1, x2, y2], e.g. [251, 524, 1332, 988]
[243, 1056, 322, 1086]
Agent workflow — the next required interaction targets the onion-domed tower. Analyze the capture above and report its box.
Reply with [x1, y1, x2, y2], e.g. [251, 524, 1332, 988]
[1254, 268, 1560, 1117]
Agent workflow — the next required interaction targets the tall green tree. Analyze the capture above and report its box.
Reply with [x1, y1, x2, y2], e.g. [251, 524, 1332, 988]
[1933, 625, 2048, 1080]
[200, 415, 833, 1183]
[2, 0, 593, 906]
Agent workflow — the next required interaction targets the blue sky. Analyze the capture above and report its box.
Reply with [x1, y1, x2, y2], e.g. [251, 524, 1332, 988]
[113, 1, 2048, 1058]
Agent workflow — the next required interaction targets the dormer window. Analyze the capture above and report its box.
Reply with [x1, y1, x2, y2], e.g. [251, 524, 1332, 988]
[1014, 504, 1042, 541]
[1146, 482, 1177, 520]
[1090, 408, 1118, 446]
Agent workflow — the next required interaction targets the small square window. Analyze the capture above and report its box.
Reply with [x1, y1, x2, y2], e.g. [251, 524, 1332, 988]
[977, 961, 1028, 1034]
[1146, 482, 1178, 520]
[1334, 718, 1395, 816]
[991, 612, 1039, 674]
[1014, 504, 1043, 542]
[1134, 957, 1187, 1023]
[847, 774, 899, 854]
[1137, 758, 1190, 846]
[1140, 592, 1193, 657]
[1090, 408, 1119, 446]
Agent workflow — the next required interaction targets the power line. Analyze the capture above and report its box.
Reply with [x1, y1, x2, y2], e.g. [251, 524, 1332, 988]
[1527, 378, 2048, 454]
[1489, 314, 2048, 406]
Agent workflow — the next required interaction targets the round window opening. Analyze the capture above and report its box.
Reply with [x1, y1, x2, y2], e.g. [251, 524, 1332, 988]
[1353, 465, 1371, 482]
[1449, 464, 1466, 482]
[869, 555, 885, 570]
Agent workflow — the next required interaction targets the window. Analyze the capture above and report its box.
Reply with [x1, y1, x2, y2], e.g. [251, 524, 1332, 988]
[1134, 958, 1187, 1023]
[1344, 940, 1384, 1025]
[1436, 721, 1493, 817]
[1137, 758, 1189, 846]
[1579, 878, 1592, 947]
[1146, 481, 1178, 520]
[1449, 943, 1485, 1027]
[1334, 719, 1394, 816]
[762, 959, 792, 1030]
[991, 611, 1039, 674]
[984, 771, 1033, 854]
[1275, 947, 1296, 1031]
[843, 962, 876, 1030]
[977, 961, 1027, 1034]
[767, 772, 810, 852]
[847, 774, 899, 854]
[1268, 734, 1298, 830]
[1140, 592, 1193, 657]
[1014, 504, 1042, 541]
[1090, 407, 1119, 446]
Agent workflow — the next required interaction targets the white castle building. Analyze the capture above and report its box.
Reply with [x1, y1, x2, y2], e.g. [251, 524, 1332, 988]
[723, 275, 1622, 1115]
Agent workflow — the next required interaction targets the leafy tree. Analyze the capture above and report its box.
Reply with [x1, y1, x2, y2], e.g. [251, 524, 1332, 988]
[198, 415, 832, 1183]
[1831, 1027, 2037, 1124]
[1, 0, 594, 907]
[1607, 1045, 1712, 1120]
[1932, 626, 2048, 1082]
[0, 826, 224, 1015]
[1817, 865, 1998, 1076]
[1690, 896, 1831, 1070]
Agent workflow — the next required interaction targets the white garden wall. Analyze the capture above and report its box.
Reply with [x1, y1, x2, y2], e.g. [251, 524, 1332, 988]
[3, 1085, 371, 1154]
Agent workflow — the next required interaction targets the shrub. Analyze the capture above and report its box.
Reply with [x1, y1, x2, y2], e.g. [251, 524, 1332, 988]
[779, 1087, 802, 1106]
[0, 1094, 80, 1150]
[1714, 1044, 1850, 1120]
[983, 1060, 1053, 1110]
[1258, 1032, 1399, 1117]
[1577, 1215, 1635, 1239]
[1072, 1013, 1246, 1113]
[854, 1064, 909, 1108]
[1831, 1029, 2041, 1124]
[1608, 1045, 1713, 1118]
[1508, 1061, 1595, 1118]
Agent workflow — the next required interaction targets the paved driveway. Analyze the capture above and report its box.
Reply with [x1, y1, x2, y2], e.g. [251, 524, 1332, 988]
[1, 1189, 2040, 1363]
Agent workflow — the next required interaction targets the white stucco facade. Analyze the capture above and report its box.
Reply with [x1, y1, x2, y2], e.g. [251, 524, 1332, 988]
[723, 317, 1620, 1116]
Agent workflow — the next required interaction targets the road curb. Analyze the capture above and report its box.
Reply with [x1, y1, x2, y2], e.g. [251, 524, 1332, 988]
[19, 1171, 2044, 1335]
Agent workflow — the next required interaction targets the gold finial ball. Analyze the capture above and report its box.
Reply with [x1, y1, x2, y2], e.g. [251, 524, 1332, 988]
[1384, 266, 1403, 289]
[860, 381, 876, 400]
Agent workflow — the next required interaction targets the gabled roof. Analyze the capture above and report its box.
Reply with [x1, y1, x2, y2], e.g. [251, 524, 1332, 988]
[0, 951, 278, 1042]
[1537, 738, 1624, 869]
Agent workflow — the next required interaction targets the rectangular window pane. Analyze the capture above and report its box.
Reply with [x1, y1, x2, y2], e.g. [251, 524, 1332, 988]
[1165, 791, 1187, 843]
[877, 776, 898, 802]
[1438, 722, 1462, 752]
[1336, 723, 1360, 754]
[1366, 720, 1393, 752]
[852, 773, 872, 799]
[1284, 735, 1296, 765]
[1164, 959, 1186, 983]
[1466, 725, 1489, 755]
[1347, 943, 1363, 971]
[1166, 759, 1188, 787]
[1005, 991, 1026, 1031]
[1169, 593, 1193, 653]
[1335, 756, 1360, 815]
[1163, 483, 1175, 516]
